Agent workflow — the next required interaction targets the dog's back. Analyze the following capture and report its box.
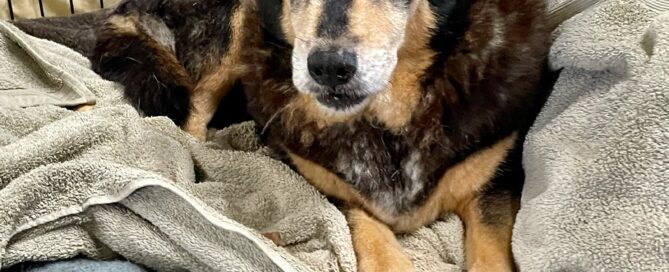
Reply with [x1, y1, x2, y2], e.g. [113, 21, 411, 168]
[12, 9, 109, 57]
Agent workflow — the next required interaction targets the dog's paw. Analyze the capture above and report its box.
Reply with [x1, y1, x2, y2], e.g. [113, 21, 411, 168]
[468, 262, 514, 272]
[357, 252, 414, 272]
[74, 104, 95, 112]
[184, 123, 208, 142]
[261, 232, 285, 246]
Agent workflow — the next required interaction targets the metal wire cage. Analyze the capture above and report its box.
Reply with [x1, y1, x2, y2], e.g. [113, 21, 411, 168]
[2, 0, 119, 20]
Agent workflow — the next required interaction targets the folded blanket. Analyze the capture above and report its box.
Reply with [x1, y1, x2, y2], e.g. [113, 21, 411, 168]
[0, 20, 465, 272]
[513, 0, 669, 271]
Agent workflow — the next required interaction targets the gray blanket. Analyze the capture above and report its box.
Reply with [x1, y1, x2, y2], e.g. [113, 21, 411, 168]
[0, 20, 465, 272]
[513, 0, 669, 271]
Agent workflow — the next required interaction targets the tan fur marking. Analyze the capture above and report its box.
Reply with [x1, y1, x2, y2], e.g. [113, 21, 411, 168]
[137, 39, 192, 91]
[261, 231, 285, 246]
[74, 104, 95, 112]
[183, 6, 248, 141]
[460, 198, 515, 272]
[349, 208, 414, 272]
[288, 151, 363, 204]
[348, 0, 405, 46]
[281, 0, 295, 44]
[183, 71, 237, 140]
[367, 1, 437, 130]
[290, 0, 322, 40]
[106, 14, 139, 34]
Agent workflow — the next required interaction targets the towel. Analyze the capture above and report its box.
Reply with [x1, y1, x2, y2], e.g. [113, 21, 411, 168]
[0, 20, 98, 108]
[513, 0, 669, 271]
[0, 20, 466, 272]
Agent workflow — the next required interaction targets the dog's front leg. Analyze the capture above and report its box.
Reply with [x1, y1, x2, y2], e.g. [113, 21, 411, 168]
[182, 6, 247, 142]
[459, 195, 516, 272]
[348, 208, 414, 272]
[182, 70, 237, 141]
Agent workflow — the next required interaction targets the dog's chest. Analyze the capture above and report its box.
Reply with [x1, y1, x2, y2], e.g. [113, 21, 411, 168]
[285, 121, 451, 216]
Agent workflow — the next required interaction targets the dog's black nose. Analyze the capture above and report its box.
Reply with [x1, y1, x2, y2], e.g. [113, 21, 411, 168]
[307, 49, 357, 88]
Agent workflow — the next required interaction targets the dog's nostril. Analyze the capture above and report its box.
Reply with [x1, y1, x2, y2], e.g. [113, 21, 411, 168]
[336, 68, 351, 79]
[307, 49, 357, 88]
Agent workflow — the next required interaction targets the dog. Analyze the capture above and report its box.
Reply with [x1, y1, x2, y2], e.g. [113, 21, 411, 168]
[242, 0, 551, 270]
[33, 0, 552, 270]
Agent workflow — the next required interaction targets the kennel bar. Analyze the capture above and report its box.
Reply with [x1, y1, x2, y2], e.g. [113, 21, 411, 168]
[6, 0, 13, 20]
[38, 0, 44, 17]
[5, 0, 107, 19]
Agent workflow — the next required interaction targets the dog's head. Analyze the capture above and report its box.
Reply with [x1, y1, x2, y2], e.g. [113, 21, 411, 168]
[262, 0, 424, 115]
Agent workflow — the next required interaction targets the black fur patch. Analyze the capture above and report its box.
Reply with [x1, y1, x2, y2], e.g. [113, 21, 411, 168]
[258, 0, 287, 44]
[93, 33, 191, 124]
[208, 81, 254, 129]
[478, 66, 559, 225]
[317, 0, 353, 39]
[428, 0, 473, 61]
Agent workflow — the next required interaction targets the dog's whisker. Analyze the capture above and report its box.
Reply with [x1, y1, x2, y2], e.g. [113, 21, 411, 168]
[152, 73, 167, 89]
[261, 106, 287, 135]
[125, 56, 142, 64]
